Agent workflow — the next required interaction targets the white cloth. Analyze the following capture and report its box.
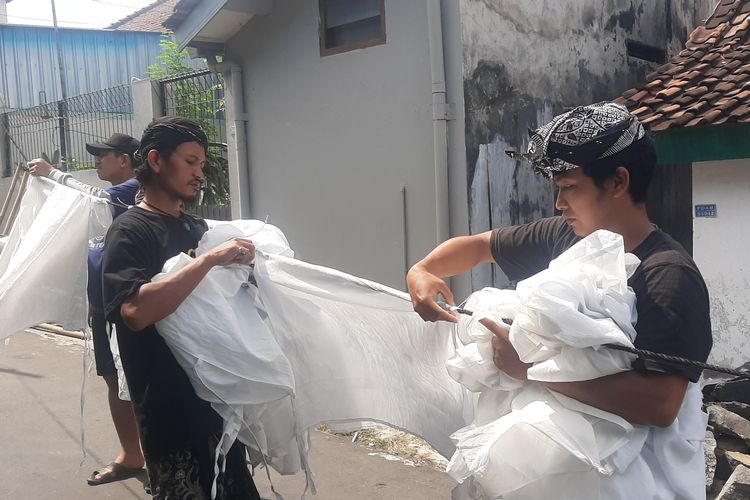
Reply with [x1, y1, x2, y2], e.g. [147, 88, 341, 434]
[154, 221, 470, 485]
[0, 177, 111, 338]
[108, 324, 131, 401]
[447, 230, 706, 500]
[155, 221, 300, 475]
[253, 250, 469, 459]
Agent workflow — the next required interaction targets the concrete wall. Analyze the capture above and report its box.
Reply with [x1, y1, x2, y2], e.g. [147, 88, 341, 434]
[693, 159, 750, 369]
[225, 0, 447, 291]
[460, 0, 717, 289]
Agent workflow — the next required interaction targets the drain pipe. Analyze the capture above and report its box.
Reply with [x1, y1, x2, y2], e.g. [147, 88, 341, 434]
[427, 0, 451, 245]
[212, 61, 251, 219]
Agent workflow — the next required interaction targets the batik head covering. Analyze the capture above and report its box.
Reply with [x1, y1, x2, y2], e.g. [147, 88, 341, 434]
[511, 102, 645, 178]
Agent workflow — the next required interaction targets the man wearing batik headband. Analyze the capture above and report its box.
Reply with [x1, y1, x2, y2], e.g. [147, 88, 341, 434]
[407, 102, 712, 497]
[102, 117, 261, 499]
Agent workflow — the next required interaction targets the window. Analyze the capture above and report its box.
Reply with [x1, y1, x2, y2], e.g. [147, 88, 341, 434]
[319, 0, 386, 56]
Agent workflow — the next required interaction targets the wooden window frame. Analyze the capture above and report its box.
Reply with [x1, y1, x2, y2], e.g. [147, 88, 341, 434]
[319, 0, 386, 57]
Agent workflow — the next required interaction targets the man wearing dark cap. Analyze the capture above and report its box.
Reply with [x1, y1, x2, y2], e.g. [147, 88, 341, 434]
[28, 132, 145, 486]
[407, 102, 712, 497]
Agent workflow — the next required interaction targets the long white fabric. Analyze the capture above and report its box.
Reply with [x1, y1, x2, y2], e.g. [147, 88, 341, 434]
[447, 231, 707, 500]
[154, 221, 469, 490]
[0, 177, 111, 338]
[3, 202, 706, 499]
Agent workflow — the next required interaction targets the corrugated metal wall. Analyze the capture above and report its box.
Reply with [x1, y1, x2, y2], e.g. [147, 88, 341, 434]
[0, 25, 164, 110]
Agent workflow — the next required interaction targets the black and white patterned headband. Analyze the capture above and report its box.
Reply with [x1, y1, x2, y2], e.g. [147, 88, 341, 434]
[508, 102, 645, 178]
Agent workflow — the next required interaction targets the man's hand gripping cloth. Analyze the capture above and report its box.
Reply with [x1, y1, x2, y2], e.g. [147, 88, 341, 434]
[447, 230, 652, 499]
[154, 221, 300, 494]
[0, 177, 112, 338]
[155, 221, 470, 497]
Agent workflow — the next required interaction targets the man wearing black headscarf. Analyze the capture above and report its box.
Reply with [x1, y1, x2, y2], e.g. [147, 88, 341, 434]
[407, 102, 712, 498]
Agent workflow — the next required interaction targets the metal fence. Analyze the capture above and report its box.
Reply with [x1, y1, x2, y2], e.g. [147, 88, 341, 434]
[161, 69, 226, 144]
[161, 69, 231, 214]
[2, 84, 134, 175]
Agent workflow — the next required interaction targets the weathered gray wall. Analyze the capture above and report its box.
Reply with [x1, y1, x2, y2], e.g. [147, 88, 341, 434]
[461, 0, 717, 288]
[693, 159, 750, 368]
[224, 0, 447, 291]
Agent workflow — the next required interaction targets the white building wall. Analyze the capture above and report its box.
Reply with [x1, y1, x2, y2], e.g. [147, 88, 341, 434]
[225, 0, 449, 291]
[693, 159, 750, 368]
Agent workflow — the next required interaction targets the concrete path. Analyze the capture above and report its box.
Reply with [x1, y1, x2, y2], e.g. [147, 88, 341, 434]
[0, 331, 456, 499]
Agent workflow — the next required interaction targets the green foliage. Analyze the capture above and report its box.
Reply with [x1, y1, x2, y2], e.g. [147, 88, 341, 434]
[148, 36, 230, 206]
[203, 144, 230, 205]
[41, 150, 60, 166]
[147, 37, 193, 79]
[67, 161, 95, 172]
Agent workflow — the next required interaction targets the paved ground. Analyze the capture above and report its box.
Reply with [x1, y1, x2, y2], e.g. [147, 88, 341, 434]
[0, 331, 457, 499]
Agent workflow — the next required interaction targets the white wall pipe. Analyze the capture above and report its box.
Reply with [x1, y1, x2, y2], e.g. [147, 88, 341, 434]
[214, 62, 251, 218]
[427, 0, 451, 245]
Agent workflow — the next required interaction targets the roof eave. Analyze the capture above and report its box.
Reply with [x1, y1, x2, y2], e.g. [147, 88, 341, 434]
[167, 0, 272, 50]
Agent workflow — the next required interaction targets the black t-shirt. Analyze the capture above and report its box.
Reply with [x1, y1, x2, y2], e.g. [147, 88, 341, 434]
[102, 207, 218, 454]
[101, 207, 262, 499]
[491, 216, 712, 382]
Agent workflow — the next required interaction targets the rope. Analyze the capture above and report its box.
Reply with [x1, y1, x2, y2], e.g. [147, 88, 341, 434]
[439, 302, 750, 379]
[603, 344, 750, 379]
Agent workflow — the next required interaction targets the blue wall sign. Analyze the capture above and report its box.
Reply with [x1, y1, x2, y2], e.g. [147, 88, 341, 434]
[695, 204, 717, 218]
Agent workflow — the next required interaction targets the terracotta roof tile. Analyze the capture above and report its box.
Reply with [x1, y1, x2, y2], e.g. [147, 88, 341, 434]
[714, 97, 740, 110]
[685, 85, 709, 97]
[730, 103, 750, 117]
[620, 0, 750, 130]
[106, 0, 179, 32]
[643, 96, 665, 106]
[672, 112, 697, 125]
[655, 86, 684, 99]
[716, 81, 738, 92]
[704, 109, 726, 123]
[701, 78, 721, 87]
[714, 115, 731, 124]
[641, 114, 664, 125]
[651, 121, 673, 132]
[674, 95, 695, 105]
[658, 103, 682, 114]
[725, 59, 744, 70]
[686, 101, 710, 113]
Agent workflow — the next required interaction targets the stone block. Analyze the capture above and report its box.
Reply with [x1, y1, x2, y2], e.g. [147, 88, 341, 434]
[716, 465, 750, 500]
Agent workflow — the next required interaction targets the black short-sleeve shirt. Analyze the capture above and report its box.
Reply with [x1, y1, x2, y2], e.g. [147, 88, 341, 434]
[102, 207, 215, 452]
[101, 207, 262, 498]
[491, 216, 712, 382]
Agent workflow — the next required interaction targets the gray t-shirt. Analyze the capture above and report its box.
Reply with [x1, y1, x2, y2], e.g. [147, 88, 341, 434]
[491, 216, 712, 382]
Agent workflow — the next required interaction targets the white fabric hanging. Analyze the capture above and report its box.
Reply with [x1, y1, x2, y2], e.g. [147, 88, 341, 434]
[0, 177, 112, 338]
[154, 220, 471, 488]
[253, 250, 470, 460]
[155, 221, 300, 475]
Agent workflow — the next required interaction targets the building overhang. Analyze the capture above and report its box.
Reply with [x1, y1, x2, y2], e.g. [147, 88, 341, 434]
[652, 124, 750, 165]
[166, 0, 273, 50]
